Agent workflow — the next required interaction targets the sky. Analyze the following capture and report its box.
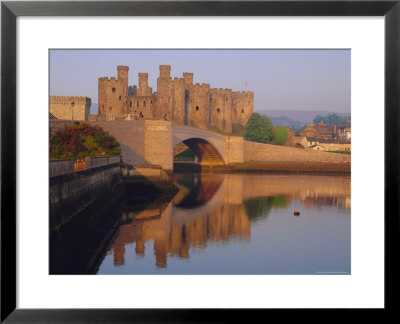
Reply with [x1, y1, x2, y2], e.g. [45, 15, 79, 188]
[49, 49, 350, 114]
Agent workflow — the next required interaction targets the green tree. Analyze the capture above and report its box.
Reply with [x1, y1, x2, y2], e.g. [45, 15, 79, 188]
[244, 113, 274, 144]
[313, 113, 347, 126]
[291, 125, 305, 136]
[273, 126, 288, 146]
[313, 115, 326, 124]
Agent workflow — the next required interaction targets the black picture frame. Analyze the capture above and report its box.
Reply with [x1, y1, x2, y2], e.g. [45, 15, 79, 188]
[1, 0, 399, 322]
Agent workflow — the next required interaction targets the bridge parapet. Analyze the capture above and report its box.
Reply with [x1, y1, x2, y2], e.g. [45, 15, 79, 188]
[88, 120, 244, 169]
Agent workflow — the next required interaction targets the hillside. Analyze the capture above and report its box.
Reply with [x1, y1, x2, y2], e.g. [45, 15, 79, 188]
[268, 116, 302, 128]
[257, 110, 350, 127]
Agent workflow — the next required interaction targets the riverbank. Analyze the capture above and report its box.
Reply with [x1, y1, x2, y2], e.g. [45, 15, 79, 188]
[174, 161, 351, 174]
[50, 176, 178, 274]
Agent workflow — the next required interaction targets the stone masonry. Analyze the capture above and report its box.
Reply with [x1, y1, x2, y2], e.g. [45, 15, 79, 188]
[95, 65, 254, 133]
[50, 96, 91, 121]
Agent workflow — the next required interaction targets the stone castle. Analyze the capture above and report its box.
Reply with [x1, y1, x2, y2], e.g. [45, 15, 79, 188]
[95, 65, 254, 133]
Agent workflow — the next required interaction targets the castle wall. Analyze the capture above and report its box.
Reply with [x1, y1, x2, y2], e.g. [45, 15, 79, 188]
[49, 96, 90, 121]
[127, 95, 155, 119]
[97, 65, 253, 133]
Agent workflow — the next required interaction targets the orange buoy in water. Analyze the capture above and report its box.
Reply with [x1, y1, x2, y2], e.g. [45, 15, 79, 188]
[294, 210, 300, 216]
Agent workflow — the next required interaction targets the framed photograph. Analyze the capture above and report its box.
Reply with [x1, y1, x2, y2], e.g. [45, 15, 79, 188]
[1, 0, 399, 322]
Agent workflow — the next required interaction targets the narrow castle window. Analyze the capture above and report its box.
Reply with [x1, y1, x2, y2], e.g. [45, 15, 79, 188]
[137, 101, 139, 107]
[130, 101, 132, 107]
[119, 96, 122, 101]
[143, 101, 146, 107]
[196, 106, 199, 111]
[241, 109, 244, 113]
[225, 97, 228, 102]
[217, 108, 220, 113]
[112, 88, 116, 92]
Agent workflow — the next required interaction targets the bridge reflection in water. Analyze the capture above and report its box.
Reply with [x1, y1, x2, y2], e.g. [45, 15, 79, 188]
[98, 173, 350, 273]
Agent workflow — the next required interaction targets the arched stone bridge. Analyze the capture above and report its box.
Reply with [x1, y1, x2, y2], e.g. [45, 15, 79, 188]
[90, 120, 244, 171]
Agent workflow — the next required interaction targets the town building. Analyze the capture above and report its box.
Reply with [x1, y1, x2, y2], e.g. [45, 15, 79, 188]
[305, 137, 351, 152]
[300, 121, 351, 141]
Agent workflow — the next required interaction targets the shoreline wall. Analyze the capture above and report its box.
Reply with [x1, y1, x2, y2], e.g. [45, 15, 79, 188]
[244, 141, 351, 163]
[49, 159, 121, 230]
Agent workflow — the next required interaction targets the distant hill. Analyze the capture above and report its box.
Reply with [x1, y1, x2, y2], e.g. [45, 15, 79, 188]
[257, 110, 350, 127]
[268, 116, 302, 128]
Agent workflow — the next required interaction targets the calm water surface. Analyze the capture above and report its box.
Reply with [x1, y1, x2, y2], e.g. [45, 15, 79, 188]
[96, 173, 351, 275]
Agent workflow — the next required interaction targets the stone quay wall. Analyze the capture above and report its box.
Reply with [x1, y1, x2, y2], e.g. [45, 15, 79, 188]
[49, 157, 121, 229]
[50, 156, 121, 178]
[49, 159, 75, 178]
[244, 141, 351, 163]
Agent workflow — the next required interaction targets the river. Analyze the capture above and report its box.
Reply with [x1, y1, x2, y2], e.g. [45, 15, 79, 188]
[96, 173, 351, 275]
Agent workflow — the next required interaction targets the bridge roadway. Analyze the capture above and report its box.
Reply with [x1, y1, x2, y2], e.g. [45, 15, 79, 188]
[90, 120, 244, 171]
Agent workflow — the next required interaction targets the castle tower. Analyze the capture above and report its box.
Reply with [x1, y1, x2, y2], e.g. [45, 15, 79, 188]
[190, 83, 211, 129]
[98, 66, 129, 117]
[183, 72, 194, 86]
[117, 65, 129, 102]
[210, 89, 233, 133]
[159, 65, 171, 78]
[232, 91, 254, 126]
[155, 65, 173, 120]
[172, 77, 185, 124]
[137, 73, 152, 96]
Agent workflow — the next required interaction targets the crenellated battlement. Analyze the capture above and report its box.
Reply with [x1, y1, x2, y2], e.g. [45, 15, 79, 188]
[98, 76, 121, 83]
[211, 88, 232, 95]
[50, 96, 91, 103]
[173, 77, 184, 84]
[232, 90, 254, 97]
[97, 64, 253, 132]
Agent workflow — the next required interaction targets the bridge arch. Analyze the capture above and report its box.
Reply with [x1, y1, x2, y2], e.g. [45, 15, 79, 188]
[173, 126, 227, 165]
[175, 138, 225, 165]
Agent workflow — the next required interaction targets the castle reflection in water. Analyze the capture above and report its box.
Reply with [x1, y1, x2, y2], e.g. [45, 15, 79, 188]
[104, 173, 351, 270]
